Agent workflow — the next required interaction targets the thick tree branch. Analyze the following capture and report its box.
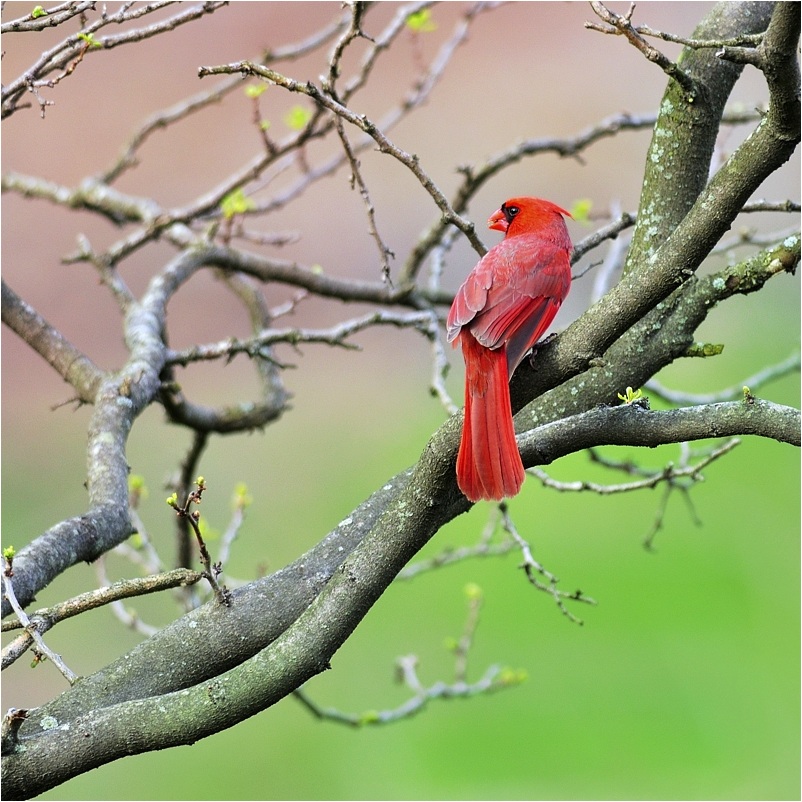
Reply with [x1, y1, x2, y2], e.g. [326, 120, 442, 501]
[4, 393, 797, 798]
[0, 250, 208, 616]
[512, 232, 799, 425]
[521, 400, 800, 465]
[509, 4, 799, 407]
[619, 1, 776, 270]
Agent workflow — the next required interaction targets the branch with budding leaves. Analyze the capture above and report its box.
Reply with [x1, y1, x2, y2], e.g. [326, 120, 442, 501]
[293, 582, 527, 727]
[1, 2, 798, 796]
[1, 2, 228, 119]
[166, 478, 230, 606]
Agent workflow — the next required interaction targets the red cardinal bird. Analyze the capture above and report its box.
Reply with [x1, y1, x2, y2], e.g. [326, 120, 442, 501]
[447, 197, 573, 502]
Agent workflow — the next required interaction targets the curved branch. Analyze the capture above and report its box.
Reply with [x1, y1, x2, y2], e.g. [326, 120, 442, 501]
[1, 250, 209, 616]
[1, 4, 797, 795]
[521, 400, 800, 466]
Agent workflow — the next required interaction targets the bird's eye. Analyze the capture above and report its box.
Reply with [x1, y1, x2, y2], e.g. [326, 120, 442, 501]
[503, 204, 520, 223]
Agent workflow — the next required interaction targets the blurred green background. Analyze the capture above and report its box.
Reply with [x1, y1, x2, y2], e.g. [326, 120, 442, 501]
[2, 2, 799, 800]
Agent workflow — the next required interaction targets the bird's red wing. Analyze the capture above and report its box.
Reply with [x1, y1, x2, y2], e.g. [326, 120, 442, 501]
[446, 265, 491, 343]
[457, 238, 571, 372]
[502, 296, 563, 377]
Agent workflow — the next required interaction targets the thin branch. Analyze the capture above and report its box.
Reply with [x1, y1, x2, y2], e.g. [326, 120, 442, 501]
[265, 6, 354, 62]
[499, 504, 596, 625]
[586, 2, 697, 96]
[401, 501, 597, 624]
[397, 510, 516, 580]
[1, 1, 96, 34]
[529, 438, 740, 496]
[167, 479, 230, 606]
[321, 0, 369, 99]
[572, 209, 637, 265]
[2, 2, 226, 119]
[197, 60, 486, 258]
[741, 199, 801, 213]
[92, 558, 160, 639]
[646, 353, 800, 406]
[590, 202, 632, 301]
[2, 564, 78, 683]
[292, 581, 521, 727]
[165, 310, 438, 366]
[630, 26, 763, 50]
[100, 75, 246, 184]
[334, 117, 395, 285]
[216, 485, 251, 574]
[1, 567, 201, 639]
[2, 565, 202, 662]
[293, 663, 510, 727]
[170, 431, 210, 576]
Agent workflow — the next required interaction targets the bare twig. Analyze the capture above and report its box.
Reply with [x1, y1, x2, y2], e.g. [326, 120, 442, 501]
[605, 22, 763, 50]
[646, 353, 800, 405]
[101, 75, 246, 184]
[293, 662, 511, 726]
[499, 505, 596, 624]
[2, 568, 202, 669]
[741, 199, 801, 213]
[2, 561, 78, 683]
[166, 479, 230, 606]
[576, 210, 639, 267]
[334, 118, 395, 285]
[530, 438, 740, 496]
[292, 581, 524, 727]
[165, 309, 438, 366]
[586, 2, 697, 96]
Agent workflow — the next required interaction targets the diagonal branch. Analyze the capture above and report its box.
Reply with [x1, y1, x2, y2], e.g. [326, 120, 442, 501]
[1, 279, 106, 403]
[586, 2, 697, 95]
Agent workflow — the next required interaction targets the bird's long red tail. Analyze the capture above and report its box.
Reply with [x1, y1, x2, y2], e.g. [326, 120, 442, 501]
[457, 332, 525, 502]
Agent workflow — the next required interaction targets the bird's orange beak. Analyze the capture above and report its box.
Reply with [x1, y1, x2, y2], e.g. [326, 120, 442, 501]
[488, 208, 508, 233]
